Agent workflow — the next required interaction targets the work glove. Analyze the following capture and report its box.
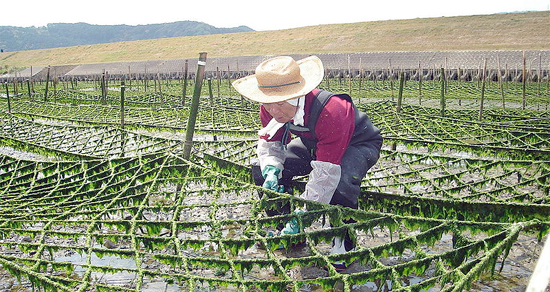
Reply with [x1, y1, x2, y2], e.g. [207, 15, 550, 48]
[280, 209, 305, 236]
[262, 165, 284, 192]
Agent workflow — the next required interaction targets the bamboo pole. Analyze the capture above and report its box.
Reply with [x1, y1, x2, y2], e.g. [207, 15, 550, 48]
[217, 67, 221, 98]
[53, 77, 57, 103]
[478, 59, 487, 121]
[227, 65, 232, 90]
[12, 76, 18, 96]
[418, 62, 422, 105]
[120, 81, 125, 129]
[390, 72, 405, 153]
[538, 52, 542, 97]
[183, 52, 207, 159]
[120, 80, 127, 157]
[397, 72, 404, 113]
[505, 64, 510, 92]
[26, 79, 32, 101]
[522, 51, 527, 110]
[444, 57, 448, 94]
[101, 70, 107, 105]
[497, 55, 505, 109]
[208, 78, 213, 106]
[128, 66, 132, 89]
[105, 71, 109, 102]
[440, 68, 446, 117]
[30, 66, 34, 93]
[347, 54, 352, 94]
[358, 58, 363, 91]
[182, 60, 189, 105]
[4, 82, 10, 114]
[156, 72, 162, 96]
[144, 65, 149, 92]
[390, 75, 394, 101]
[389, 59, 394, 100]
[44, 66, 50, 102]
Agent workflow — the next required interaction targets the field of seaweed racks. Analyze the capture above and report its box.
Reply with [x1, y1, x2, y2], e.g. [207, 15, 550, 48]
[0, 75, 549, 291]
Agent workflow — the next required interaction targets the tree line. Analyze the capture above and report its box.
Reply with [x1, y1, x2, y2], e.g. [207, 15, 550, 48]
[0, 21, 253, 52]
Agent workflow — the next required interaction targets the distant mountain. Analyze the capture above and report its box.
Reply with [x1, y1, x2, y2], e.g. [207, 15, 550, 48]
[0, 21, 254, 52]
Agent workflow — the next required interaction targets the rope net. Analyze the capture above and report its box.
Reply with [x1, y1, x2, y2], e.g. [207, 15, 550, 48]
[0, 79, 549, 291]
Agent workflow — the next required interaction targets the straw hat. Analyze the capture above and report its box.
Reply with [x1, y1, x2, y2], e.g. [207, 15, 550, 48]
[232, 56, 324, 103]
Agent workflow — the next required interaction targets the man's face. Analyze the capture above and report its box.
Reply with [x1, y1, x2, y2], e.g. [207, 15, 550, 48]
[262, 101, 297, 123]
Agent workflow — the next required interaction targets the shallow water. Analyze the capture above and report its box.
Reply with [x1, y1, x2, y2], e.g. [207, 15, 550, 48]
[0, 131, 547, 291]
[0, 226, 545, 291]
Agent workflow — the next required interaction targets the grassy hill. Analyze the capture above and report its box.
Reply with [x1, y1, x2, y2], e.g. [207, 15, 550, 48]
[1, 11, 549, 69]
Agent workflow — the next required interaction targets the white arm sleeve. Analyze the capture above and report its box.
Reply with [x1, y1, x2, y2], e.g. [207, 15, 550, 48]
[257, 139, 286, 176]
[300, 160, 341, 204]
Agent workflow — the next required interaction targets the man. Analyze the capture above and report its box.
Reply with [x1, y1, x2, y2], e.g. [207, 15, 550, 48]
[232, 55, 382, 270]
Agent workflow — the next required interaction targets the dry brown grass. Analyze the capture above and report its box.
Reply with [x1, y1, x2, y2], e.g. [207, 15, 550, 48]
[1, 11, 549, 67]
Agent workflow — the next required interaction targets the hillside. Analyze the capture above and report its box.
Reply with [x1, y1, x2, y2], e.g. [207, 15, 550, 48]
[0, 21, 253, 52]
[1, 11, 549, 69]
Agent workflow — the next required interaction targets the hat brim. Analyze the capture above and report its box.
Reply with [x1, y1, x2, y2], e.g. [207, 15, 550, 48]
[232, 56, 324, 103]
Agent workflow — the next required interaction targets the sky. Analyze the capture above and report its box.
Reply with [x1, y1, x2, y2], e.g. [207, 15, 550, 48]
[1, 0, 548, 31]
